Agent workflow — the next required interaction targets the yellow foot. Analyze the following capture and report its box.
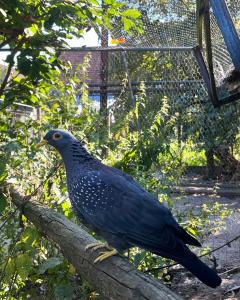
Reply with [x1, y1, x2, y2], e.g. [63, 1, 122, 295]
[94, 249, 118, 263]
[85, 242, 110, 252]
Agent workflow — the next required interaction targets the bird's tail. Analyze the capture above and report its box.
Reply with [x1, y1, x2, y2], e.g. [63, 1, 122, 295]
[180, 256, 222, 288]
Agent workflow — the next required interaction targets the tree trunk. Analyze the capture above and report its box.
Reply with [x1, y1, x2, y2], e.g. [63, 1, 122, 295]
[213, 147, 239, 179]
[205, 149, 215, 179]
[10, 187, 183, 300]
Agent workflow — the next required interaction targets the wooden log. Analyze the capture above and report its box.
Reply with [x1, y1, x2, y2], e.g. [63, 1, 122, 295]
[9, 187, 183, 300]
[179, 180, 240, 189]
[172, 186, 240, 198]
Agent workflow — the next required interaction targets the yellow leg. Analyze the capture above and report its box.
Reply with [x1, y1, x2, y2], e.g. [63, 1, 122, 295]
[85, 242, 111, 252]
[94, 249, 118, 263]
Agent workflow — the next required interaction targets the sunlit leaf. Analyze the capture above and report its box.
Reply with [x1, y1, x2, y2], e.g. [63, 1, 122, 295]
[38, 257, 63, 275]
[122, 9, 141, 18]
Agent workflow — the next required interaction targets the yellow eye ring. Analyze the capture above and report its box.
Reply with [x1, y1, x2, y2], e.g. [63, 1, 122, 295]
[53, 133, 62, 140]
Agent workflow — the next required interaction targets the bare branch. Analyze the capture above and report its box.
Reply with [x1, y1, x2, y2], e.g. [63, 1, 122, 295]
[0, 37, 27, 102]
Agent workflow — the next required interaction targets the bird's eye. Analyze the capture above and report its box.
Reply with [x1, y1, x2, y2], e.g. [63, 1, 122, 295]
[53, 133, 62, 140]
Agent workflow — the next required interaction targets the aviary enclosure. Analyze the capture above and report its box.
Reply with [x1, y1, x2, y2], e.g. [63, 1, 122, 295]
[0, 0, 240, 299]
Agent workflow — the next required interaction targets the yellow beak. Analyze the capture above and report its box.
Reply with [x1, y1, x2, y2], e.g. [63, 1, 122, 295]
[36, 139, 48, 148]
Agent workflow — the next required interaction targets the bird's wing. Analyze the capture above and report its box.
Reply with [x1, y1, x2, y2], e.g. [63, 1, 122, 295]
[76, 170, 198, 258]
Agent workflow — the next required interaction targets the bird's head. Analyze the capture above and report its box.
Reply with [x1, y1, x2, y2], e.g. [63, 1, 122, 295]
[36, 129, 77, 151]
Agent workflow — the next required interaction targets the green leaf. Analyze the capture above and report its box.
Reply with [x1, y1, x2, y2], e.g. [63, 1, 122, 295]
[30, 93, 39, 103]
[0, 193, 7, 213]
[122, 18, 135, 31]
[0, 158, 7, 182]
[15, 254, 32, 279]
[133, 251, 146, 267]
[122, 9, 141, 18]
[38, 257, 63, 275]
[88, 0, 99, 4]
[61, 201, 71, 217]
[54, 284, 74, 300]
[4, 258, 15, 283]
[103, 0, 115, 4]
[187, 227, 197, 236]
[24, 24, 38, 37]
[21, 227, 40, 247]
[0, 159, 6, 174]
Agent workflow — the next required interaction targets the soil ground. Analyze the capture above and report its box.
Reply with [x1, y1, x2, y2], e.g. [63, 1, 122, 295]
[168, 175, 240, 300]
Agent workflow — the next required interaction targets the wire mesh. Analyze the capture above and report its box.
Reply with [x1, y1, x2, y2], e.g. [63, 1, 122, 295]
[206, 0, 240, 101]
[108, 0, 240, 105]
[111, 0, 198, 47]
[209, 0, 240, 84]
[62, 48, 208, 126]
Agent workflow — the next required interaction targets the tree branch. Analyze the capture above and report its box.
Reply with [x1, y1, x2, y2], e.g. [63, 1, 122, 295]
[9, 187, 183, 300]
[0, 35, 18, 49]
[0, 37, 27, 100]
[0, 59, 14, 95]
[0, 28, 24, 35]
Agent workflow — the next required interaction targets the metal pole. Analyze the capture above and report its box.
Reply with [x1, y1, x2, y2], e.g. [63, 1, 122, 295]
[99, 0, 109, 154]
[202, 0, 220, 107]
[196, 0, 205, 49]
[210, 0, 240, 70]
[0, 47, 195, 52]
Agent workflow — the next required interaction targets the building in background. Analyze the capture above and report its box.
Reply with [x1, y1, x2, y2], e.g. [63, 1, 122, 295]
[60, 50, 114, 111]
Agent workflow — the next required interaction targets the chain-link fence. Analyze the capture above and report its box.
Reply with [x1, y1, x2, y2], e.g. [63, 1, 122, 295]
[109, 0, 240, 106]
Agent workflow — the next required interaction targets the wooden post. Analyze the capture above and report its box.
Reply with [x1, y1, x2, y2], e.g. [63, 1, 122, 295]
[10, 187, 183, 300]
[196, 0, 205, 49]
[209, 0, 240, 70]
[99, 0, 109, 154]
[100, 27, 108, 122]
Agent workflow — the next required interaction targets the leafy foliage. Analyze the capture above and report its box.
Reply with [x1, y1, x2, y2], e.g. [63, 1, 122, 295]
[0, 0, 240, 298]
[0, 0, 142, 108]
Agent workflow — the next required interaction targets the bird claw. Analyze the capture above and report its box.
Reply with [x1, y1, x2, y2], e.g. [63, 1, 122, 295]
[94, 249, 118, 263]
[85, 242, 110, 252]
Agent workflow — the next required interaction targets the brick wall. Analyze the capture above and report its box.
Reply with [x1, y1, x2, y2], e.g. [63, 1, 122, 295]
[60, 51, 102, 85]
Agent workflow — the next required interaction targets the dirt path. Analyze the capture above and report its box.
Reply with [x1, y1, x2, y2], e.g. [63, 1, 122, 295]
[168, 177, 240, 299]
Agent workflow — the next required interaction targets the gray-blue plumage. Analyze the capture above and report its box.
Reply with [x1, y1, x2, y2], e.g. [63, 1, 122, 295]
[42, 129, 221, 288]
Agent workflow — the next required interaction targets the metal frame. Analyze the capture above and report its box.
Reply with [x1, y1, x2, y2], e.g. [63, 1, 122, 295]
[88, 80, 204, 87]
[0, 45, 217, 105]
[0, 46, 194, 52]
[1, 0, 240, 107]
[197, 0, 240, 107]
